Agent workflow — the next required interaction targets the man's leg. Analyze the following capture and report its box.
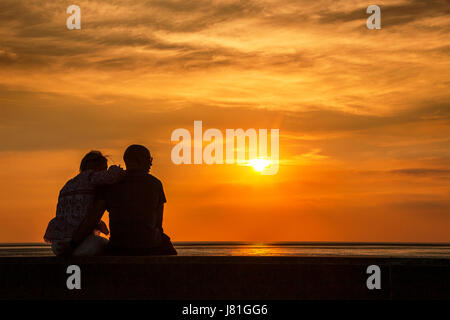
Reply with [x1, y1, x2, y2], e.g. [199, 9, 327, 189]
[155, 233, 177, 255]
[101, 233, 177, 256]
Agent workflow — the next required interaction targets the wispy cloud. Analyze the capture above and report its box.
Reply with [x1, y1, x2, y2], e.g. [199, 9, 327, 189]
[1, 0, 448, 116]
[389, 168, 450, 176]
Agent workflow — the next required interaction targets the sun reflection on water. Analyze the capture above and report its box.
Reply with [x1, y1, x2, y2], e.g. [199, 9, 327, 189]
[229, 244, 285, 256]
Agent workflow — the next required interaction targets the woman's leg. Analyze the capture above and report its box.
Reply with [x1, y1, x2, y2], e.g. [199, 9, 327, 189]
[72, 234, 109, 256]
[51, 240, 71, 256]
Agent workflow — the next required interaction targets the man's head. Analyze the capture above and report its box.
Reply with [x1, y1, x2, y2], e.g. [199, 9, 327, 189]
[123, 144, 153, 171]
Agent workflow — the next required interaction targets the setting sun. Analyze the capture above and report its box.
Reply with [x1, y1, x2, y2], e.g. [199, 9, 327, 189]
[248, 159, 271, 172]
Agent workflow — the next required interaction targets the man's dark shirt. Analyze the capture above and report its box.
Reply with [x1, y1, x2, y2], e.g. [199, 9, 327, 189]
[99, 169, 166, 250]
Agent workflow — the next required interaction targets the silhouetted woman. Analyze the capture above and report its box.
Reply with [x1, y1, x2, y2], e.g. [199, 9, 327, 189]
[44, 151, 124, 256]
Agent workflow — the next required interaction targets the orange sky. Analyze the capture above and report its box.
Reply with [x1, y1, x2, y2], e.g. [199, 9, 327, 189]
[0, 0, 449, 242]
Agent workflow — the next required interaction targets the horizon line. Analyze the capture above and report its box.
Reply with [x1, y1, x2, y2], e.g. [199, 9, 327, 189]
[1, 241, 450, 247]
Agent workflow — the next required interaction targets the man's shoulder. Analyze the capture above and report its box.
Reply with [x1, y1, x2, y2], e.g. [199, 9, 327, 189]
[146, 173, 163, 184]
[121, 171, 163, 188]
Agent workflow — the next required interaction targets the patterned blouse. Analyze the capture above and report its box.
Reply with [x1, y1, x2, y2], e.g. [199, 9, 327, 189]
[43, 165, 124, 242]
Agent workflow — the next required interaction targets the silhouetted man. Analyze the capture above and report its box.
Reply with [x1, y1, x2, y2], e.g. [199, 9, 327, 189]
[71, 144, 177, 255]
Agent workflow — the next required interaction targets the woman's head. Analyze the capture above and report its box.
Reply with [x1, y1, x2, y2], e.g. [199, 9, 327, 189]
[80, 150, 108, 172]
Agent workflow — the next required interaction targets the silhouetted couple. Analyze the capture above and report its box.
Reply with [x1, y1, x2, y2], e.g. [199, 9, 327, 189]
[44, 144, 177, 256]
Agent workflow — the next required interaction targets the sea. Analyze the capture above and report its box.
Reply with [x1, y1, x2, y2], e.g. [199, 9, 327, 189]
[1, 242, 450, 258]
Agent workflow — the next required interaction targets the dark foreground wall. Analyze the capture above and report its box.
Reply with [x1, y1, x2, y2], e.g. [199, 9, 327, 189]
[0, 256, 448, 300]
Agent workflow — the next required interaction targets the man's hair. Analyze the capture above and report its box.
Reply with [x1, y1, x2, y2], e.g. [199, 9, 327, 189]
[80, 150, 108, 172]
[123, 144, 152, 166]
